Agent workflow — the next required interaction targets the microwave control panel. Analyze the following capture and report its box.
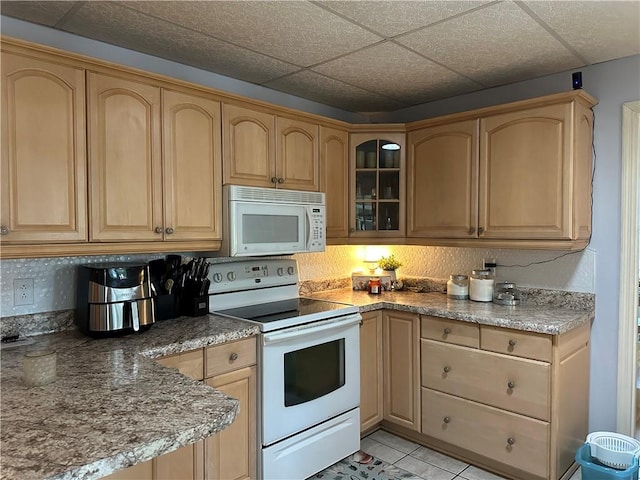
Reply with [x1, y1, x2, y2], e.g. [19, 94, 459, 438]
[308, 206, 325, 252]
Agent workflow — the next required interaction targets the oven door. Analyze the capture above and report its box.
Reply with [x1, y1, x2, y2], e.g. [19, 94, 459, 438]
[260, 313, 361, 446]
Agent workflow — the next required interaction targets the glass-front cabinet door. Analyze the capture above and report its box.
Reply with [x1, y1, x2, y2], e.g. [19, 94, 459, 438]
[350, 132, 405, 237]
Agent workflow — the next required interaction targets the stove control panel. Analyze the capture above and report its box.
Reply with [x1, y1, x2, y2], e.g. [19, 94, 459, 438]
[206, 258, 298, 294]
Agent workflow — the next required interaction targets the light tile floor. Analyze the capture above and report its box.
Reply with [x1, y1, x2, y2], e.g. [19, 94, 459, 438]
[360, 430, 582, 480]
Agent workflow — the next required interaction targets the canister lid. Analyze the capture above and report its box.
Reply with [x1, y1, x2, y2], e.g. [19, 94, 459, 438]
[471, 269, 492, 276]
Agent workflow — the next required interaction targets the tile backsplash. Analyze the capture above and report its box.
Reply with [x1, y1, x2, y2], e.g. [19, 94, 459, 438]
[0, 244, 595, 318]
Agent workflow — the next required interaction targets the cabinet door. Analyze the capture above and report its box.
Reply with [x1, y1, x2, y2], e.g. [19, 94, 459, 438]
[1, 52, 87, 243]
[360, 310, 383, 432]
[205, 366, 256, 480]
[407, 120, 478, 238]
[100, 460, 153, 480]
[276, 116, 320, 191]
[350, 132, 405, 237]
[479, 103, 572, 239]
[223, 103, 275, 188]
[321, 126, 349, 238]
[162, 89, 222, 241]
[383, 310, 420, 431]
[155, 442, 204, 480]
[87, 72, 162, 241]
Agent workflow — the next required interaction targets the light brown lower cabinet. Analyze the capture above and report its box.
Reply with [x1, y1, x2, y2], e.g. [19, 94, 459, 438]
[101, 337, 256, 480]
[418, 316, 590, 480]
[382, 310, 420, 431]
[360, 310, 383, 432]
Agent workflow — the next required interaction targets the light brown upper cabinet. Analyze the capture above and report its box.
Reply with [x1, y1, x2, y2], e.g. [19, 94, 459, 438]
[162, 89, 222, 242]
[320, 126, 349, 239]
[407, 91, 596, 249]
[407, 120, 478, 239]
[1, 50, 87, 244]
[350, 131, 406, 239]
[479, 99, 593, 244]
[223, 102, 320, 191]
[88, 72, 222, 243]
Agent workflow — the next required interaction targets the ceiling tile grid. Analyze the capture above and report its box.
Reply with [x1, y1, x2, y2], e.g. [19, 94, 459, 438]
[1, 0, 638, 114]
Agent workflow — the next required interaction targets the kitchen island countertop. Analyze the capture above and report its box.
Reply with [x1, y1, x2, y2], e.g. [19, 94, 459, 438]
[0, 314, 260, 480]
[308, 289, 593, 335]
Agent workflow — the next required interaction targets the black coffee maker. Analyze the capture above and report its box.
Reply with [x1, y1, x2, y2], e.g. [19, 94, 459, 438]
[76, 263, 155, 336]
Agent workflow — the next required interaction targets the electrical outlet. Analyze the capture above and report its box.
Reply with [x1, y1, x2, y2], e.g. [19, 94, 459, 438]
[13, 278, 34, 306]
[483, 258, 497, 276]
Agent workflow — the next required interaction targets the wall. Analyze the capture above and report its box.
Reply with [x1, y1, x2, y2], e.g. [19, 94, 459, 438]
[2, 15, 638, 432]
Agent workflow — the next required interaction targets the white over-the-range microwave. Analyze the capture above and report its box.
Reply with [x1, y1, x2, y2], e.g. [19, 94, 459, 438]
[219, 185, 326, 257]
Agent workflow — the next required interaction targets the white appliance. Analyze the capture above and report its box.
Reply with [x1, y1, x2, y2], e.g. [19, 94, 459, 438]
[208, 259, 361, 480]
[220, 185, 326, 257]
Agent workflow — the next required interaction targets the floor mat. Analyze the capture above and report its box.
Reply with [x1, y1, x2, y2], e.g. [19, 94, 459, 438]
[311, 450, 423, 480]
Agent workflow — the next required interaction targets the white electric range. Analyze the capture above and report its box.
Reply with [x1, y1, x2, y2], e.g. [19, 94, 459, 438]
[207, 258, 361, 479]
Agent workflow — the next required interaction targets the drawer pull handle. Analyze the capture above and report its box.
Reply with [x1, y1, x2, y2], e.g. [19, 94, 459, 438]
[507, 437, 515, 445]
[443, 416, 451, 424]
[229, 352, 238, 361]
[507, 381, 516, 389]
[508, 339, 516, 347]
[443, 366, 451, 373]
[443, 328, 451, 335]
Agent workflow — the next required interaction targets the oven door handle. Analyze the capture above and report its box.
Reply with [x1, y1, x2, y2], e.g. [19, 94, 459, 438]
[262, 314, 361, 345]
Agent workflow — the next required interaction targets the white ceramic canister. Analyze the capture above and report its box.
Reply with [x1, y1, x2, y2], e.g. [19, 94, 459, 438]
[469, 269, 495, 302]
[447, 274, 469, 300]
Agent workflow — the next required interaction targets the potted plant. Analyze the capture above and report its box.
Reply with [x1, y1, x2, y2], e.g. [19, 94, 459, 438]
[378, 254, 402, 282]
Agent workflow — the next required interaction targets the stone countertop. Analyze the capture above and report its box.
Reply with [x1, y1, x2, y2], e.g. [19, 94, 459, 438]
[308, 289, 593, 335]
[0, 314, 260, 480]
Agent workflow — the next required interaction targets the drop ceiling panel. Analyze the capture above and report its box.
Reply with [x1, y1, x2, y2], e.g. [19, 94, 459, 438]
[397, 1, 583, 87]
[0, 1, 77, 27]
[523, 0, 640, 64]
[318, 0, 490, 37]
[265, 69, 407, 112]
[125, 0, 383, 67]
[59, 2, 300, 84]
[312, 41, 481, 104]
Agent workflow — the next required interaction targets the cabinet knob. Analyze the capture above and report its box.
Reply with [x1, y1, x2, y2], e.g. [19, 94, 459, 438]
[155, 226, 164, 234]
[0, 225, 9, 235]
[277, 177, 285, 184]
[443, 366, 451, 373]
[507, 381, 516, 389]
[443, 416, 451, 424]
[229, 352, 238, 362]
[165, 227, 174, 235]
[271, 177, 278, 184]
[507, 437, 515, 446]
[478, 227, 484, 235]
[467, 227, 475, 235]
[350, 228, 355, 233]
[443, 328, 451, 335]
[508, 339, 516, 347]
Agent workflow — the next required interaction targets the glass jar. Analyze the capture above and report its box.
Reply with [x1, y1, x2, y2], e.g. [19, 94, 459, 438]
[447, 274, 469, 300]
[23, 349, 57, 386]
[368, 277, 381, 295]
[469, 269, 495, 302]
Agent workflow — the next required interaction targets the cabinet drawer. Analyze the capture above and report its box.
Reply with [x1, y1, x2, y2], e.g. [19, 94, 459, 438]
[421, 316, 479, 348]
[156, 349, 204, 381]
[421, 339, 550, 420]
[421, 388, 549, 479]
[481, 326, 552, 362]
[205, 337, 256, 378]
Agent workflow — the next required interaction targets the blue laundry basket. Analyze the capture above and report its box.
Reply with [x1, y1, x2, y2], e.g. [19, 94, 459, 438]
[576, 443, 639, 480]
